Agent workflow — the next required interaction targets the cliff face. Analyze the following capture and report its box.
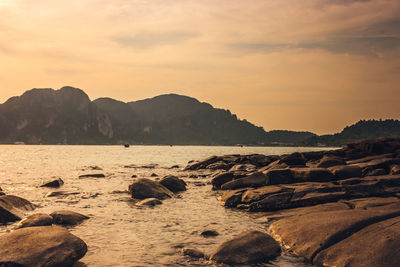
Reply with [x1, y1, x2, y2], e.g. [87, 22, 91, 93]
[0, 87, 113, 144]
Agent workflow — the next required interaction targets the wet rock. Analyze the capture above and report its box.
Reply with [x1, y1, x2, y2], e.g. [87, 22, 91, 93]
[207, 161, 230, 170]
[159, 175, 187, 192]
[210, 230, 281, 264]
[291, 168, 334, 182]
[329, 165, 362, 179]
[45, 191, 79, 198]
[78, 173, 105, 178]
[317, 155, 346, 168]
[181, 248, 205, 259]
[264, 169, 293, 185]
[137, 198, 162, 206]
[201, 230, 219, 237]
[17, 213, 53, 228]
[0, 195, 36, 224]
[0, 225, 87, 267]
[129, 178, 173, 200]
[40, 178, 64, 188]
[269, 197, 400, 265]
[211, 171, 247, 190]
[50, 210, 89, 226]
[221, 172, 267, 190]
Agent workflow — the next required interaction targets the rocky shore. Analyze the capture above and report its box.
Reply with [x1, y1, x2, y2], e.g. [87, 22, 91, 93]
[1, 137, 399, 266]
[183, 137, 400, 266]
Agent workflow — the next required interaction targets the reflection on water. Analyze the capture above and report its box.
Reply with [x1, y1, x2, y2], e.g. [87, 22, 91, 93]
[0, 145, 331, 266]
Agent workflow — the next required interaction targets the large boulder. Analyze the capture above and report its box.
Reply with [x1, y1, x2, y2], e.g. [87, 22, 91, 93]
[17, 213, 53, 228]
[317, 155, 346, 168]
[291, 168, 334, 182]
[184, 156, 219, 170]
[269, 197, 400, 265]
[206, 161, 230, 170]
[50, 211, 89, 226]
[129, 178, 173, 200]
[279, 152, 305, 166]
[0, 195, 35, 224]
[0, 226, 87, 267]
[220, 172, 267, 190]
[40, 178, 64, 188]
[229, 164, 257, 172]
[264, 169, 293, 185]
[211, 171, 247, 190]
[159, 175, 186, 193]
[210, 230, 281, 264]
[329, 165, 362, 179]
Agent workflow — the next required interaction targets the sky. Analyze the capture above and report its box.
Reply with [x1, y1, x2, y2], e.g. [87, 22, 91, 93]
[0, 0, 399, 134]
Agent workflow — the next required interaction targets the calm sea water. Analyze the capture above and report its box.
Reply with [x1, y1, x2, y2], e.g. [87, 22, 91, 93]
[0, 145, 333, 267]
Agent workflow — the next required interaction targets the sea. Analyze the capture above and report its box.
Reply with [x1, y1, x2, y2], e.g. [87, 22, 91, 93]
[0, 145, 334, 267]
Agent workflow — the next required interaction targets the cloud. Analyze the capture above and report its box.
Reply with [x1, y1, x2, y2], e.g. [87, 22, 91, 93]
[112, 31, 198, 49]
[230, 37, 400, 56]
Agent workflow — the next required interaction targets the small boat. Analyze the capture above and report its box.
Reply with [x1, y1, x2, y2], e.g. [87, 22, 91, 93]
[124, 144, 130, 148]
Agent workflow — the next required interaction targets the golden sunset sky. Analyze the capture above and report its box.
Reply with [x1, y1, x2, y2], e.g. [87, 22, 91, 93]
[0, 0, 399, 134]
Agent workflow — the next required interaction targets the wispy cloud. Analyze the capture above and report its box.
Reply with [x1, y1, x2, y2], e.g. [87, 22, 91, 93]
[112, 31, 198, 49]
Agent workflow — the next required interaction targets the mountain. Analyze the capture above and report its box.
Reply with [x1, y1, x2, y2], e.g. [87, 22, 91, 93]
[95, 93, 269, 145]
[6, 87, 396, 146]
[303, 119, 400, 146]
[0, 87, 113, 144]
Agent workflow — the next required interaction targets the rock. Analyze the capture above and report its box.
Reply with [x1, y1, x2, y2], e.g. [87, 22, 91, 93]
[170, 165, 179, 169]
[279, 152, 305, 166]
[269, 197, 400, 265]
[366, 168, 388, 176]
[291, 168, 334, 182]
[150, 173, 158, 177]
[264, 169, 293, 185]
[0, 226, 87, 267]
[314, 215, 400, 267]
[40, 178, 64, 188]
[17, 213, 53, 228]
[329, 165, 362, 179]
[181, 248, 205, 259]
[201, 230, 219, 237]
[259, 160, 289, 172]
[317, 155, 346, 168]
[210, 230, 281, 264]
[206, 161, 230, 170]
[137, 198, 162, 206]
[129, 178, 173, 200]
[220, 172, 267, 190]
[211, 171, 247, 190]
[391, 165, 400, 175]
[184, 156, 219, 170]
[45, 191, 79, 198]
[50, 211, 89, 226]
[159, 175, 187, 192]
[131, 174, 137, 178]
[78, 173, 105, 178]
[229, 164, 257, 172]
[0, 195, 35, 224]
[247, 154, 272, 167]
[223, 175, 400, 211]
